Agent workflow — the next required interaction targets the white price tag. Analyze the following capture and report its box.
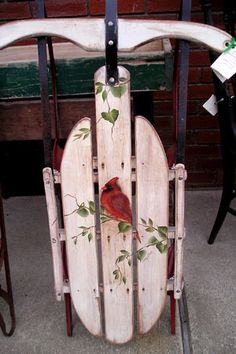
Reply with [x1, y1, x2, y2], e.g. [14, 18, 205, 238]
[211, 47, 236, 82]
[203, 94, 218, 116]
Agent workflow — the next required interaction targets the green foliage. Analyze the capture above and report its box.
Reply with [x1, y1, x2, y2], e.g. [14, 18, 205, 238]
[101, 109, 119, 125]
[95, 77, 129, 127]
[73, 128, 91, 141]
[137, 249, 147, 262]
[118, 221, 132, 233]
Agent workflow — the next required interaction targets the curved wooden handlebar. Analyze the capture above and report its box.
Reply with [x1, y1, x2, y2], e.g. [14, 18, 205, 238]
[0, 18, 231, 53]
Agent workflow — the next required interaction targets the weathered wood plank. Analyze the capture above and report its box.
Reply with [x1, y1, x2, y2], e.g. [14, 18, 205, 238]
[95, 66, 133, 344]
[60, 117, 102, 337]
[43, 167, 64, 301]
[0, 19, 230, 52]
[174, 163, 186, 300]
[0, 41, 171, 99]
[135, 115, 169, 334]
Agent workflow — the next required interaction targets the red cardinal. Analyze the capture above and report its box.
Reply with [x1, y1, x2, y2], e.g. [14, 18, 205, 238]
[100, 177, 141, 242]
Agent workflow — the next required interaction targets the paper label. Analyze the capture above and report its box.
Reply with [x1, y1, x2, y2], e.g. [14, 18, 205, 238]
[211, 47, 236, 82]
[203, 94, 218, 116]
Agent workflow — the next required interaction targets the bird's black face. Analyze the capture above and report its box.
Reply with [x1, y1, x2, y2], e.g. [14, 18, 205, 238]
[103, 183, 113, 192]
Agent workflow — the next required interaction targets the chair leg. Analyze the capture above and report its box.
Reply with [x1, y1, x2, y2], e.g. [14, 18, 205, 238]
[168, 291, 176, 335]
[208, 159, 235, 244]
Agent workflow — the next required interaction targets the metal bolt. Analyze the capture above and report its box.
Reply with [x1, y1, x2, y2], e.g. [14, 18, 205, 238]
[108, 40, 114, 46]
[109, 77, 115, 84]
[108, 21, 114, 26]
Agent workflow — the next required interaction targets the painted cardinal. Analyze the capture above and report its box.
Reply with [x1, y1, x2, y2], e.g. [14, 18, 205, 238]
[100, 177, 141, 242]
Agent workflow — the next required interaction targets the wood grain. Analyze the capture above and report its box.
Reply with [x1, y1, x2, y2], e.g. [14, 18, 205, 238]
[60, 117, 102, 337]
[135, 115, 169, 334]
[43, 167, 64, 301]
[95, 66, 133, 344]
[0, 19, 230, 52]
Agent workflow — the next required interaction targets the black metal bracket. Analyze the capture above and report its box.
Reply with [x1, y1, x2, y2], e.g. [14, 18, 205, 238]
[105, 0, 118, 85]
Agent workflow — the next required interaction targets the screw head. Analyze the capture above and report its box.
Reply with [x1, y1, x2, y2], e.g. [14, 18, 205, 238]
[108, 21, 114, 26]
[108, 40, 114, 46]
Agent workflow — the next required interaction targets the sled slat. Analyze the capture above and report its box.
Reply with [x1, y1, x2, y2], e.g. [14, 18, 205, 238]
[60, 118, 102, 337]
[95, 66, 133, 344]
[135, 116, 169, 334]
[174, 164, 186, 299]
[43, 167, 63, 301]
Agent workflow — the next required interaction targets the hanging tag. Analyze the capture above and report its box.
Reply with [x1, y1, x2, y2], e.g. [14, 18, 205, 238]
[211, 46, 236, 83]
[202, 94, 218, 116]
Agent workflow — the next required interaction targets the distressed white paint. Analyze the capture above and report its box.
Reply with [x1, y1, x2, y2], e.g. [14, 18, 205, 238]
[135, 116, 169, 334]
[60, 118, 102, 337]
[174, 164, 186, 299]
[43, 167, 64, 301]
[0, 19, 231, 53]
[95, 66, 133, 344]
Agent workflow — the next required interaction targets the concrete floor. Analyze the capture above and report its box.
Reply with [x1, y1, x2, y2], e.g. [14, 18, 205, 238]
[0, 190, 235, 353]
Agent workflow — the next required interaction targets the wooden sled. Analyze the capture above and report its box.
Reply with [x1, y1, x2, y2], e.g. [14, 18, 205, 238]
[43, 64, 186, 344]
[0, 11, 231, 345]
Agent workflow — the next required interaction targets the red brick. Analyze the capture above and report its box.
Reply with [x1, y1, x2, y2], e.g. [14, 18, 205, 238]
[0, 2, 31, 20]
[186, 171, 218, 188]
[186, 145, 221, 158]
[90, 0, 145, 15]
[189, 50, 211, 66]
[200, 68, 213, 83]
[188, 67, 201, 83]
[187, 130, 221, 145]
[187, 115, 219, 129]
[188, 84, 214, 99]
[30, 0, 88, 18]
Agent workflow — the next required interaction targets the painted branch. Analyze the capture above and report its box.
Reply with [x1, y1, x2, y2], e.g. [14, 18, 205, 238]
[0, 19, 231, 53]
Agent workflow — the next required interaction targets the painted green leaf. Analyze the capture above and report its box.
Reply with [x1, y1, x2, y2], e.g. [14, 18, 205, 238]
[158, 226, 168, 238]
[101, 109, 119, 125]
[83, 133, 90, 140]
[118, 222, 132, 233]
[88, 201, 95, 214]
[111, 84, 127, 98]
[116, 255, 126, 263]
[128, 259, 132, 266]
[79, 128, 90, 133]
[140, 218, 146, 225]
[122, 276, 127, 284]
[96, 85, 103, 95]
[77, 207, 89, 217]
[113, 270, 119, 275]
[148, 236, 158, 245]
[95, 81, 105, 86]
[102, 89, 108, 102]
[148, 218, 153, 226]
[156, 242, 167, 253]
[120, 249, 129, 255]
[137, 249, 147, 262]
[88, 232, 93, 242]
[100, 216, 109, 222]
[81, 230, 88, 236]
[145, 226, 155, 232]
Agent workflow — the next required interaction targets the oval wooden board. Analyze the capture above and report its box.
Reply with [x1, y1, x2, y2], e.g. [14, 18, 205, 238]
[135, 116, 169, 334]
[60, 118, 102, 337]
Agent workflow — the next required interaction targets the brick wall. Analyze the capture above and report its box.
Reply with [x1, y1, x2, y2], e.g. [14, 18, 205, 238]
[0, 0, 228, 188]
